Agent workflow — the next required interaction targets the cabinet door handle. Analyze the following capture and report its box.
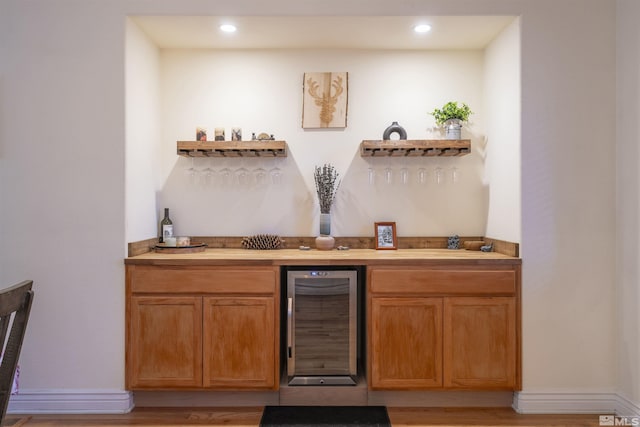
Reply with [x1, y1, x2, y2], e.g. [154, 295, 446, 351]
[287, 297, 293, 359]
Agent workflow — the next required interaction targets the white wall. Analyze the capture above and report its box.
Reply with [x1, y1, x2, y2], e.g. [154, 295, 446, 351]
[616, 0, 640, 410]
[125, 19, 162, 243]
[483, 18, 521, 244]
[518, 0, 616, 399]
[159, 48, 487, 238]
[0, 0, 626, 415]
[0, 1, 126, 391]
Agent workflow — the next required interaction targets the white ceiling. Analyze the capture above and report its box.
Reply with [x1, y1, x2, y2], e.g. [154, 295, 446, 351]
[131, 16, 517, 50]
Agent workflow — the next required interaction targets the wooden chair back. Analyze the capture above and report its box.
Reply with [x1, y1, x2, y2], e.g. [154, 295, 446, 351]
[0, 280, 34, 422]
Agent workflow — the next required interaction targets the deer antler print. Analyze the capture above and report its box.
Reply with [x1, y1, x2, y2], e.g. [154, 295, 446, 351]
[306, 74, 344, 127]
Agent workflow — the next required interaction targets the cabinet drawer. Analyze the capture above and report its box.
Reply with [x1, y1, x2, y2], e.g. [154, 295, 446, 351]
[370, 269, 515, 295]
[130, 266, 277, 294]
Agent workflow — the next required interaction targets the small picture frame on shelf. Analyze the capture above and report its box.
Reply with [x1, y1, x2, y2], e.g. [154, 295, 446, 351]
[196, 127, 207, 141]
[374, 222, 397, 250]
[231, 127, 242, 141]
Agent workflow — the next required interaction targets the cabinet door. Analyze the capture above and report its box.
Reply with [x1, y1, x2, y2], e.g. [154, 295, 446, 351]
[370, 297, 443, 389]
[128, 296, 202, 388]
[444, 297, 516, 389]
[203, 297, 276, 389]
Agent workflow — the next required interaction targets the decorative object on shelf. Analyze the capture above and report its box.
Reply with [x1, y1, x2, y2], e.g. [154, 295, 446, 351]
[375, 222, 397, 250]
[196, 127, 207, 141]
[430, 101, 473, 140]
[464, 240, 485, 251]
[241, 234, 285, 250]
[231, 127, 242, 141]
[382, 121, 407, 140]
[215, 127, 225, 141]
[480, 242, 494, 252]
[447, 234, 460, 249]
[302, 72, 348, 129]
[314, 163, 341, 250]
[257, 132, 274, 141]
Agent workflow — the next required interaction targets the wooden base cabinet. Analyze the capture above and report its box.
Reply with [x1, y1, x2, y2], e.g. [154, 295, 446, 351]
[126, 265, 279, 390]
[129, 296, 203, 388]
[203, 297, 275, 388]
[444, 297, 516, 389]
[371, 297, 442, 388]
[368, 266, 521, 391]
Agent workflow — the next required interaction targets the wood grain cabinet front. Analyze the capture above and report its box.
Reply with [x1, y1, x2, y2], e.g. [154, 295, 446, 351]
[126, 265, 279, 391]
[203, 296, 275, 389]
[368, 266, 521, 391]
[128, 296, 203, 388]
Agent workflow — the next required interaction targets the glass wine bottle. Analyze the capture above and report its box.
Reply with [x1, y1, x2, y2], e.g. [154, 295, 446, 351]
[159, 208, 173, 243]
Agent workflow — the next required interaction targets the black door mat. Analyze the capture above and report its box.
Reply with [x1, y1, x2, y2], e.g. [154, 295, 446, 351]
[260, 406, 391, 427]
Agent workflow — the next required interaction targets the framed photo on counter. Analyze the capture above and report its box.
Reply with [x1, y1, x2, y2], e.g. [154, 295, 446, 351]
[374, 222, 397, 250]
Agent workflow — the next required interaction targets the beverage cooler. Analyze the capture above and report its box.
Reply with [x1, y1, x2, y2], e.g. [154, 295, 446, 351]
[286, 267, 359, 386]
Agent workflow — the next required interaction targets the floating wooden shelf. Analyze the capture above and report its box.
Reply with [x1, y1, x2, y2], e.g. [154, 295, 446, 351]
[177, 140, 287, 158]
[360, 139, 471, 157]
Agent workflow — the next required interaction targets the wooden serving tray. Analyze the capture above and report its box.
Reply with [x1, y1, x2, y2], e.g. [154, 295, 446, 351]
[154, 243, 207, 254]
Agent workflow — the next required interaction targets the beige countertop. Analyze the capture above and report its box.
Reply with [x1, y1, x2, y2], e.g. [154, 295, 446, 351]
[125, 248, 521, 266]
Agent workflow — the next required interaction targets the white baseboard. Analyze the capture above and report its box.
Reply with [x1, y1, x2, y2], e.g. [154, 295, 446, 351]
[6, 389, 639, 416]
[514, 391, 640, 417]
[616, 394, 640, 418]
[7, 390, 134, 414]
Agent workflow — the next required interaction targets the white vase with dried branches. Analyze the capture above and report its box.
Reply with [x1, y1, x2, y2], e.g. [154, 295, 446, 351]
[314, 164, 340, 250]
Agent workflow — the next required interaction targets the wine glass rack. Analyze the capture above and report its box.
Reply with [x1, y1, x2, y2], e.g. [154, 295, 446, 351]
[360, 139, 471, 157]
[177, 140, 287, 158]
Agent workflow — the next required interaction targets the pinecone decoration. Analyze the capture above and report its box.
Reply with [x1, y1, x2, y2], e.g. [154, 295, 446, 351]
[241, 234, 285, 250]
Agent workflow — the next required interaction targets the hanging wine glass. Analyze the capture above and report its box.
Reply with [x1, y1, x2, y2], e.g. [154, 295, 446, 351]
[184, 156, 199, 186]
[201, 158, 216, 187]
[417, 167, 428, 185]
[451, 166, 460, 184]
[254, 160, 268, 187]
[434, 166, 444, 185]
[269, 158, 283, 185]
[367, 167, 376, 185]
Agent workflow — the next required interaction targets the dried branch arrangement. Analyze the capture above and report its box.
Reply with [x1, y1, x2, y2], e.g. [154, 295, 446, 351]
[314, 163, 341, 214]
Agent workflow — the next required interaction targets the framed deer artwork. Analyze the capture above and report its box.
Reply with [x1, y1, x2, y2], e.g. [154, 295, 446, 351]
[302, 72, 348, 128]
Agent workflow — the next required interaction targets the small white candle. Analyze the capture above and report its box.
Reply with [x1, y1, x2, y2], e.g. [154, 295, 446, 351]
[164, 237, 177, 247]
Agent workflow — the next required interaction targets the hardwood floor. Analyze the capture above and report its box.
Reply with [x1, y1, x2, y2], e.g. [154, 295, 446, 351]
[3, 407, 604, 426]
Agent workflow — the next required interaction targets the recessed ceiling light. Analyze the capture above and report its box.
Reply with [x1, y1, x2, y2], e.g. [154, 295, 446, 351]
[220, 24, 237, 33]
[414, 24, 432, 34]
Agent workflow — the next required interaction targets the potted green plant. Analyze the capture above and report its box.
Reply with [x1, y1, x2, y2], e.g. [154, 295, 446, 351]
[430, 101, 473, 140]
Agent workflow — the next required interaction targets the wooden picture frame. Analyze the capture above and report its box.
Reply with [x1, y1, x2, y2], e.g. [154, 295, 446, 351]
[302, 72, 348, 129]
[374, 222, 397, 250]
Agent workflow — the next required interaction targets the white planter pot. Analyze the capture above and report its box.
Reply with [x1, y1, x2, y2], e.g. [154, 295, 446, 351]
[444, 119, 462, 140]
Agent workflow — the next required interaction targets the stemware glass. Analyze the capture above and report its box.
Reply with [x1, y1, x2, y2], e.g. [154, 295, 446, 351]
[434, 166, 444, 185]
[184, 156, 199, 185]
[367, 167, 376, 185]
[451, 166, 460, 184]
[219, 166, 233, 187]
[269, 158, 283, 185]
[399, 167, 409, 185]
[234, 158, 250, 188]
[383, 166, 393, 185]
[201, 158, 216, 187]
[254, 163, 268, 187]
[417, 167, 427, 185]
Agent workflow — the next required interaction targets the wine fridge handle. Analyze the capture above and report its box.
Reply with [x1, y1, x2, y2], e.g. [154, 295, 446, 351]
[287, 297, 293, 359]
